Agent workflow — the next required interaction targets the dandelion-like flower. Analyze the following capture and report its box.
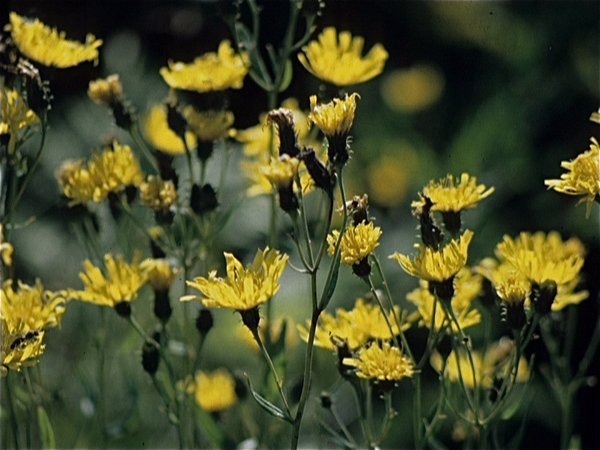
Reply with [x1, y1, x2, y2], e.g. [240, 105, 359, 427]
[140, 176, 177, 213]
[298, 27, 388, 86]
[327, 221, 382, 265]
[183, 107, 235, 142]
[0, 87, 39, 138]
[0, 225, 13, 267]
[56, 141, 144, 205]
[343, 341, 414, 382]
[309, 93, 359, 139]
[406, 268, 481, 333]
[1, 319, 45, 377]
[182, 247, 288, 311]
[88, 74, 123, 106]
[160, 40, 249, 92]
[8, 12, 102, 68]
[544, 137, 599, 218]
[181, 368, 237, 412]
[142, 104, 197, 155]
[1, 279, 66, 331]
[297, 298, 406, 351]
[66, 252, 149, 308]
[141, 258, 179, 292]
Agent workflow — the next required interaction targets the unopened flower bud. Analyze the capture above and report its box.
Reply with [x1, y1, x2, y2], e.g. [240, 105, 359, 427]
[415, 194, 444, 250]
[142, 340, 160, 375]
[190, 183, 219, 215]
[267, 108, 300, 158]
[300, 147, 333, 194]
[153, 288, 172, 324]
[196, 308, 214, 337]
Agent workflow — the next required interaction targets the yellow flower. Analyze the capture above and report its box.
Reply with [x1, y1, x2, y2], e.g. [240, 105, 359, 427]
[56, 141, 144, 205]
[544, 137, 599, 218]
[183, 107, 234, 141]
[262, 155, 300, 189]
[142, 104, 197, 155]
[1, 225, 13, 267]
[308, 93, 359, 138]
[182, 368, 237, 412]
[343, 341, 414, 381]
[380, 64, 445, 113]
[430, 339, 529, 389]
[390, 229, 474, 282]
[412, 173, 494, 214]
[88, 74, 123, 106]
[1, 279, 66, 331]
[1, 87, 39, 137]
[298, 27, 388, 86]
[140, 175, 177, 212]
[160, 40, 249, 92]
[182, 247, 288, 311]
[1, 319, 45, 377]
[327, 221, 382, 266]
[67, 252, 149, 307]
[141, 259, 179, 291]
[590, 108, 600, 124]
[298, 298, 407, 351]
[406, 268, 481, 333]
[8, 12, 102, 68]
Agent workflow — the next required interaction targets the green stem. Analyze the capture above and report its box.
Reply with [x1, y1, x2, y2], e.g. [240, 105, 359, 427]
[97, 307, 107, 447]
[4, 374, 20, 449]
[365, 275, 400, 349]
[130, 126, 159, 172]
[413, 374, 423, 449]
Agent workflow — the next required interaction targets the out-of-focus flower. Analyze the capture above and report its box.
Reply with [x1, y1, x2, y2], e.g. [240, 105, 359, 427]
[56, 141, 143, 205]
[298, 298, 407, 351]
[1, 319, 45, 377]
[1, 279, 66, 331]
[343, 341, 414, 382]
[140, 175, 177, 213]
[430, 338, 529, 389]
[298, 27, 388, 86]
[412, 173, 494, 214]
[261, 155, 300, 189]
[160, 40, 249, 92]
[182, 247, 288, 311]
[366, 153, 413, 207]
[545, 137, 599, 218]
[590, 108, 600, 124]
[183, 107, 234, 142]
[141, 258, 179, 292]
[380, 64, 445, 112]
[181, 368, 237, 412]
[0, 225, 13, 267]
[142, 104, 197, 155]
[88, 74, 123, 106]
[66, 252, 149, 308]
[327, 221, 382, 266]
[406, 268, 481, 333]
[0, 87, 39, 138]
[8, 12, 102, 68]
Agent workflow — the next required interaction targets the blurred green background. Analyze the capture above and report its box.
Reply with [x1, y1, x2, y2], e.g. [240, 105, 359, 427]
[3, 1, 599, 448]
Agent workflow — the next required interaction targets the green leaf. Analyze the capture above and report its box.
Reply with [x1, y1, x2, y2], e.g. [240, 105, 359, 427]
[278, 59, 294, 93]
[193, 402, 227, 448]
[319, 253, 341, 310]
[37, 406, 55, 449]
[245, 374, 292, 423]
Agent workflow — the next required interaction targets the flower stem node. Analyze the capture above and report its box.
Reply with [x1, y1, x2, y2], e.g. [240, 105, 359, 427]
[142, 340, 160, 375]
[531, 280, 558, 317]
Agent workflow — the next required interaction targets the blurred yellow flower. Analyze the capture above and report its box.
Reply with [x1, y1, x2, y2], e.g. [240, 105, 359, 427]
[56, 141, 143, 205]
[183, 107, 234, 142]
[139, 175, 177, 213]
[1, 279, 66, 331]
[1, 319, 45, 377]
[381, 64, 445, 112]
[366, 153, 413, 207]
[308, 93, 359, 137]
[67, 252, 149, 307]
[141, 258, 179, 292]
[8, 12, 102, 68]
[590, 108, 600, 124]
[327, 221, 382, 266]
[544, 137, 599, 218]
[406, 268, 481, 332]
[343, 341, 414, 381]
[182, 247, 288, 311]
[160, 40, 249, 92]
[0, 225, 13, 266]
[142, 104, 197, 155]
[412, 173, 494, 214]
[298, 27, 388, 86]
[298, 298, 407, 351]
[390, 230, 474, 282]
[88, 74, 123, 106]
[0, 87, 39, 137]
[182, 368, 237, 412]
[262, 155, 300, 189]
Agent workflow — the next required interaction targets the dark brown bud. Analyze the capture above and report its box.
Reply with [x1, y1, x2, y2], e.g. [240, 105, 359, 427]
[141, 340, 160, 375]
[190, 183, 219, 215]
[441, 211, 462, 238]
[196, 140, 214, 161]
[195, 308, 214, 337]
[239, 307, 261, 333]
[352, 257, 371, 278]
[300, 147, 334, 194]
[428, 277, 455, 304]
[416, 195, 444, 250]
[267, 108, 300, 158]
[531, 280, 558, 317]
[154, 150, 178, 185]
[114, 301, 132, 318]
[153, 288, 172, 324]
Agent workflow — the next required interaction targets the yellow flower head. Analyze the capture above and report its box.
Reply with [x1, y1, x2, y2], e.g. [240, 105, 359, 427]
[88, 74, 123, 106]
[1, 319, 45, 377]
[298, 298, 407, 351]
[142, 104, 197, 155]
[182, 368, 237, 412]
[182, 247, 288, 311]
[8, 12, 102, 68]
[1, 279, 66, 331]
[494, 271, 530, 306]
[141, 258, 179, 291]
[183, 107, 234, 142]
[139, 175, 177, 212]
[412, 173, 494, 214]
[1, 225, 13, 267]
[309, 93, 360, 137]
[298, 27, 388, 86]
[261, 155, 300, 189]
[590, 108, 600, 124]
[56, 141, 144, 205]
[390, 229, 474, 282]
[327, 221, 382, 266]
[160, 40, 249, 92]
[67, 252, 149, 307]
[1, 87, 39, 137]
[343, 341, 414, 381]
[406, 268, 482, 332]
[544, 137, 600, 218]
[430, 339, 529, 389]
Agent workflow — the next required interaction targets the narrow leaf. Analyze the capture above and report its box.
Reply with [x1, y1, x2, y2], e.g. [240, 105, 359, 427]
[37, 406, 55, 449]
[245, 374, 292, 423]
